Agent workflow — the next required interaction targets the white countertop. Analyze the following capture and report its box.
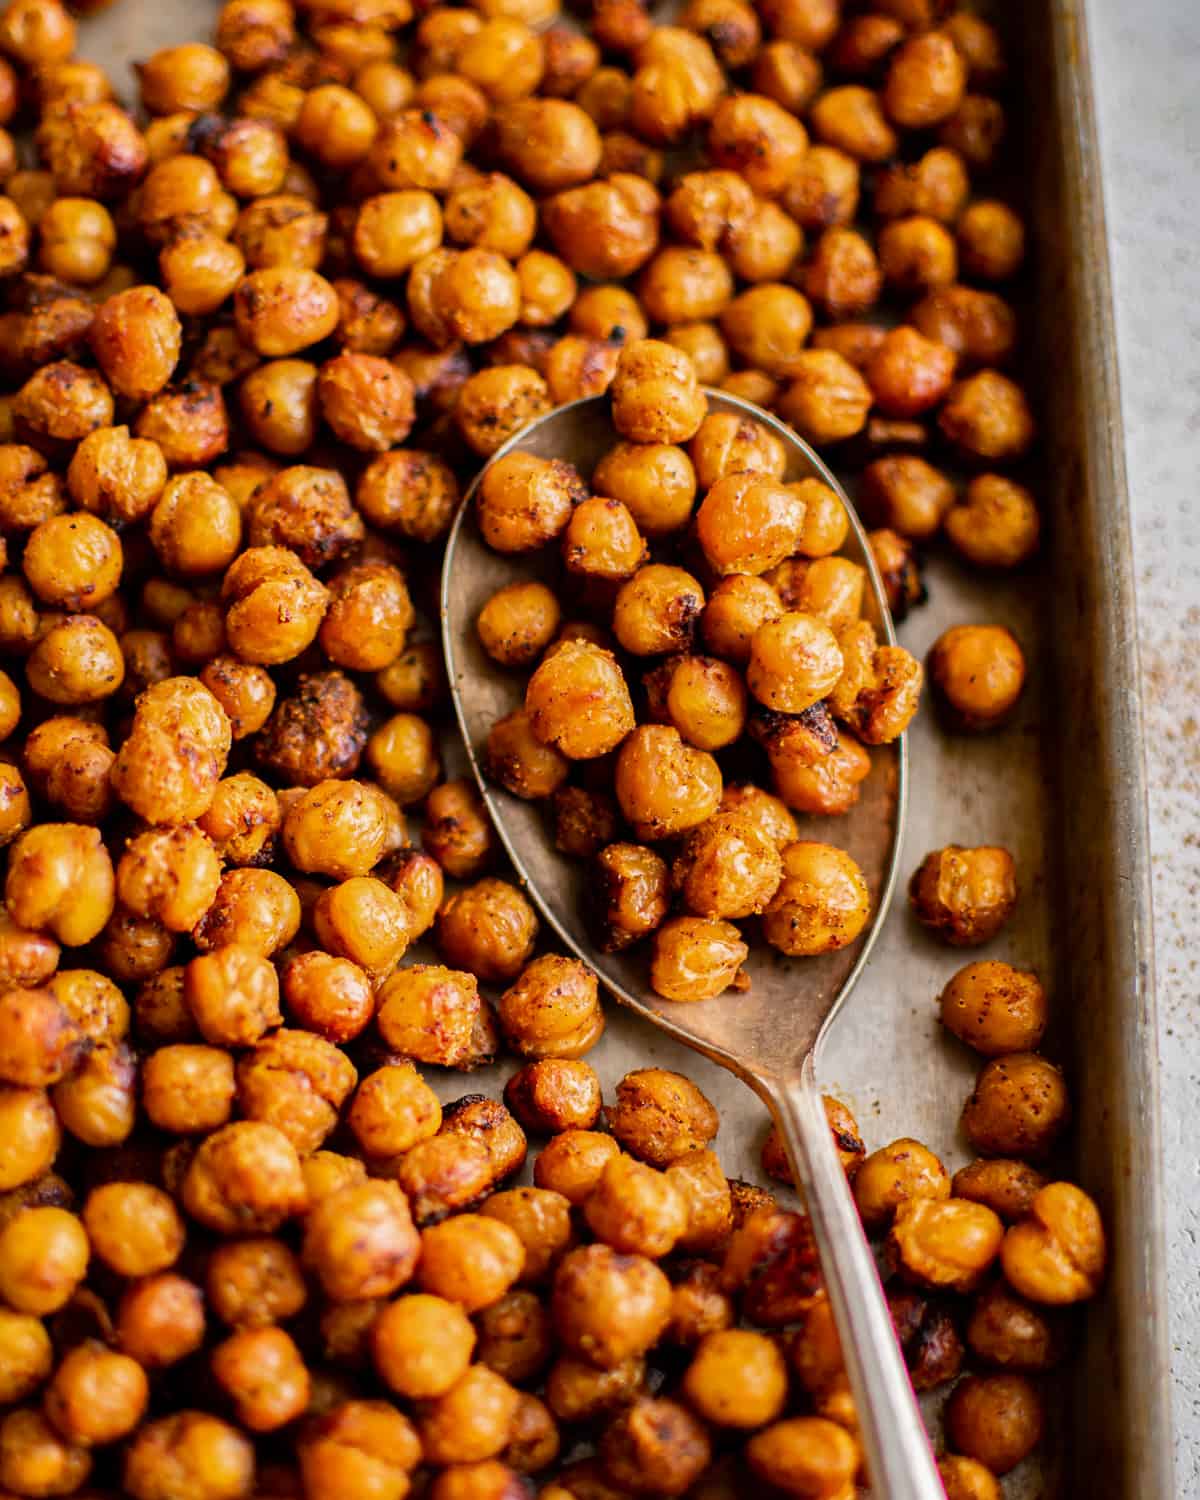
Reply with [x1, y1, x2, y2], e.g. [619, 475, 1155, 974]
[1089, 0, 1200, 1484]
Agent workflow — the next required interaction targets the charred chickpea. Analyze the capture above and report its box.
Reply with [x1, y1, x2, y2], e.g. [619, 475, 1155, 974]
[946, 474, 1040, 568]
[456, 364, 553, 456]
[943, 1373, 1044, 1476]
[909, 844, 1018, 945]
[852, 1138, 951, 1234]
[966, 1281, 1067, 1371]
[940, 94, 1008, 171]
[1001, 1180, 1106, 1304]
[591, 841, 671, 953]
[612, 565, 705, 657]
[962, 1053, 1070, 1161]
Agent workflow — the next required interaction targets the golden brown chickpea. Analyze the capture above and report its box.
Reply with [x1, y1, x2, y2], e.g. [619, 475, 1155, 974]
[940, 369, 1035, 460]
[705, 94, 804, 201]
[489, 99, 601, 198]
[600, 1395, 711, 1495]
[638, 248, 732, 328]
[481, 1185, 574, 1286]
[477, 583, 561, 670]
[66, 424, 166, 526]
[665, 1261, 735, 1348]
[0, 1303, 52, 1404]
[599, 128, 664, 184]
[85, 285, 181, 406]
[375, 963, 484, 1067]
[423, 777, 498, 878]
[417, 1363, 522, 1468]
[860, 454, 956, 540]
[0, 1204, 86, 1317]
[281, 777, 394, 881]
[43, 1338, 148, 1448]
[25, 612, 125, 705]
[864, 325, 957, 418]
[552, 1241, 671, 1368]
[222, 547, 329, 666]
[883, 30, 966, 128]
[401, 1130, 502, 1224]
[540, 22, 597, 94]
[237, 359, 316, 456]
[82, 1179, 183, 1277]
[455, 364, 553, 456]
[233, 267, 339, 357]
[890, 1197, 1004, 1293]
[681, 1328, 788, 1430]
[587, 841, 668, 954]
[519, 639, 634, 762]
[962, 1053, 1070, 1161]
[697, 575, 778, 665]
[614, 723, 721, 841]
[183, 942, 279, 1047]
[191, 865, 299, 955]
[559, 496, 643, 585]
[966, 1281, 1066, 1371]
[215, 0, 294, 68]
[774, 729, 872, 816]
[498, 952, 604, 1061]
[301, 1178, 421, 1304]
[238, 1026, 357, 1153]
[943, 474, 1039, 570]
[204, 1237, 306, 1331]
[679, 0, 759, 66]
[952, 1158, 1047, 1224]
[140, 1043, 234, 1135]
[938, 1455, 1003, 1500]
[137, 43, 230, 114]
[877, 214, 960, 298]
[874, 148, 970, 227]
[584, 1153, 688, 1258]
[809, 86, 896, 165]
[300, 1399, 420, 1500]
[182, 1119, 306, 1235]
[939, 93, 1007, 170]
[650, 916, 747, 1002]
[943, 1373, 1044, 1476]
[542, 173, 660, 282]
[777, 349, 874, 445]
[0, 1084, 60, 1192]
[869, 526, 926, 619]
[5, 822, 114, 948]
[234, 194, 327, 272]
[1001, 1180, 1106, 1304]
[436, 878, 539, 984]
[472, 1291, 554, 1388]
[32, 199, 112, 290]
[504, 1059, 602, 1136]
[210, 1325, 309, 1433]
[316, 352, 415, 454]
[938, 960, 1046, 1056]
[290, 84, 376, 170]
[127, 373, 225, 464]
[909, 844, 1018, 945]
[13, 359, 114, 454]
[762, 840, 871, 957]
[114, 824, 218, 934]
[442, 1095, 528, 1184]
[647, 654, 748, 751]
[744, 611, 841, 714]
[416, 1212, 525, 1312]
[688, 411, 782, 488]
[123, 1410, 254, 1500]
[670, 812, 780, 919]
[484, 709, 568, 802]
[369, 1294, 474, 1403]
[0, 1407, 92, 1496]
[745, 1416, 859, 1495]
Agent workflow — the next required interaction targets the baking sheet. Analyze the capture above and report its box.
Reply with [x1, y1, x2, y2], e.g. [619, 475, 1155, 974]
[66, 0, 1173, 1493]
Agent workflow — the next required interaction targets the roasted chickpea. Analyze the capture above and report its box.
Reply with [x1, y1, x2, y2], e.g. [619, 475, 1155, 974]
[865, 325, 957, 417]
[940, 368, 1035, 460]
[937, 959, 1045, 1055]
[42, 1339, 148, 1448]
[552, 1242, 671, 1368]
[890, 1196, 1004, 1293]
[689, 412, 785, 491]
[0, 1303, 52, 1404]
[185, 942, 281, 1046]
[123, 1411, 254, 1500]
[965, 1281, 1066, 1371]
[940, 92, 1007, 169]
[953, 1158, 1047, 1223]
[938, 1455, 1003, 1500]
[679, 1327, 787, 1430]
[698, 575, 779, 665]
[943, 1373, 1044, 1476]
[881, 29, 966, 128]
[82, 1180, 184, 1277]
[233, 267, 339, 357]
[485, 708, 568, 802]
[477, 582, 561, 670]
[614, 723, 722, 841]
[222, 547, 329, 666]
[669, 812, 781, 920]
[137, 42, 229, 114]
[0, 1203, 88, 1313]
[588, 841, 668, 954]
[543, 172, 660, 281]
[521, 638, 634, 762]
[498, 952, 603, 1060]
[583, 1153, 688, 1258]
[650, 915, 747, 1002]
[664, 320, 729, 382]
[1001, 1180, 1106, 1304]
[423, 778, 498, 878]
[777, 350, 873, 445]
[909, 844, 1018, 946]
[0, 1407, 92, 1496]
[962, 1053, 1070, 1161]
[300, 1400, 420, 1500]
[875, 147, 970, 226]
[927, 622, 1026, 732]
[182, 1119, 306, 1234]
[303, 1178, 421, 1302]
[14, 359, 114, 454]
[134, 379, 230, 470]
[504, 1059, 602, 1136]
[610, 339, 705, 445]
[384, 848, 445, 943]
[745, 1416, 859, 1496]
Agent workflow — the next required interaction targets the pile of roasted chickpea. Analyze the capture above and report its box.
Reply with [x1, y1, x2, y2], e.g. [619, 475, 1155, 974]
[0, 0, 1103, 1491]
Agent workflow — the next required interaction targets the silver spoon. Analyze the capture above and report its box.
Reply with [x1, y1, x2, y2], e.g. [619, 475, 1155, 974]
[441, 389, 944, 1500]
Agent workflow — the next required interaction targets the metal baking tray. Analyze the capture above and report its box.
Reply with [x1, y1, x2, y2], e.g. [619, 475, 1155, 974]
[71, 0, 1173, 1492]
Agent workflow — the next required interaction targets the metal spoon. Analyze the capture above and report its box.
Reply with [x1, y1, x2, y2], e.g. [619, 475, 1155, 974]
[441, 389, 944, 1500]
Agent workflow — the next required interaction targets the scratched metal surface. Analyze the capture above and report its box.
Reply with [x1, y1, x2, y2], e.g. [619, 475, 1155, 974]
[67, 0, 1173, 1493]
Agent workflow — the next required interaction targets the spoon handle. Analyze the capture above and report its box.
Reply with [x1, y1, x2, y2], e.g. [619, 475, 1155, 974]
[771, 1061, 945, 1500]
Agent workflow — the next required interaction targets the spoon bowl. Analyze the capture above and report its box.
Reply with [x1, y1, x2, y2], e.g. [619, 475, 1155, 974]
[441, 389, 943, 1500]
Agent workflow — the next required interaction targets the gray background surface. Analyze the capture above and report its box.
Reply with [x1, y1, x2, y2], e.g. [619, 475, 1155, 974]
[1089, 0, 1200, 1488]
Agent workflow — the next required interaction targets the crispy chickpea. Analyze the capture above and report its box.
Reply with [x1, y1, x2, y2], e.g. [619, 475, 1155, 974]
[25, 613, 124, 705]
[44, 1339, 148, 1448]
[609, 339, 704, 445]
[875, 148, 970, 227]
[233, 267, 339, 356]
[209, 1326, 308, 1433]
[955, 201, 1026, 283]
[666, 1261, 734, 1348]
[300, 1400, 420, 1500]
[237, 359, 316, 455]
[542, 173, 659, 282]
[745, 1416, 859, 1496]
[705, 93, 806, 200]
[137, 43, 229, 114]
[852, 1138, 950, 1236]
[1001, 1180, 1106, 1304]
[944, 474, 1039, 569]
[909, 844, 1018, 946]
[651, 916, 747, 1002]
[599, 1395, 711, 1495]
[940, 369, 1034, 460]
[372, 1293, 476, 1400]
[882, 30, 966, 128]
[484, 709, 568, 802]
[590, 841, 670, 953]
[204, 1238, 306, 1332]
[191, 865, 299, 954]
[118, 1272, 200, 1370]
[301, 1178, 421, 1304]
[51, 1035, 137, 1145]
[422, 778, 498, 880]
[745, 612, 841, 715]
[87, 284, 181, 404]
[638, 247, 733, 327]
[809, 84, 896, 164]
[663, 321, 727, 383]
[752, 35, 821, 111]
[382, 849, 444, 944]
[801, 228, 880, 323]
[5, 823, 115, 947]
[615, 723, 723, 841]
[234, 194, 327, 271]
[477, 583, 561, 669]
[123, 1411, 253, 1500]
[777, 350, 873, 445]
[477, 451, 583, 554]
[317, 352, 415, 454]
[877, 215, 959, 297]
[866, 325, 957, 418]
[441, 1095, 527, 1184]
[415, 1212, 525, 1313]
[0, 1407, 92, 1497]
[670, 812, 782, 920]
[860, 455, 956, 540]
[492, 98, 603, 197]
[700, 576, 781, 665]
[498, 952, 603, 1060]
[890, 1197, 1004, 1293]
[134, 379, 229, 469]
[162, 233, 245, 323]
[67, 424, 166, 525]
[928, 623, 1026, 732]
[682, 1328, 788, 1429]
[221, 547, 329, 667]
[552, 1242, 671, 1368]
[689, 412, 785, 491]
[32, 199, 112, 290]
[417, 1364, 521, 1468]
[434, 878, 537, 984]
[939, 1455, 1003, 1500]
[953, 1158, 1047, 1223]
[83, 1180, 184, 1276]
[966, 1281, 1066, 1371]
[183, 942, 279, 1047]
[456, 364, 552, 456]
[943, 1373, 1044, 1476]
[612, 565, 705, 658]
[182, 1119, 306, 1234]
[0, 1086, 59, 1191]
[962, 1053, 1070, 1161]
[504, 1059, 601, 1136]
[938, 960, 1046, 1055]
[373, 963, 480, 1068]
[562, 496, 646, 584]
[0, 1304, 52, 1403]
[647, 654, 748, 752]
[522, 638, 634, 762]
[0, 1204, 87, 1313]
[14, 359, 114, 454]
[141, 1044, 234, 1134]
[697, 472, 807, 578]
[237, 1027, 356, 1153]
